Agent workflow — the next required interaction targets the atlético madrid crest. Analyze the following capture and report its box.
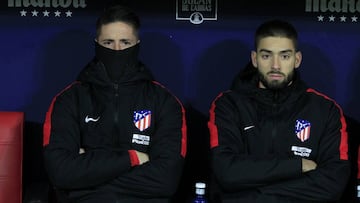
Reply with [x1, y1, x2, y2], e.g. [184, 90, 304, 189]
[295, 119, 311, 142]
[133, 110, 151, 132]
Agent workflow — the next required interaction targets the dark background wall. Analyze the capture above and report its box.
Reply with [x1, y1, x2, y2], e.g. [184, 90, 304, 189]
[1, 0, 359, 123]
[0, 0, 359, 202]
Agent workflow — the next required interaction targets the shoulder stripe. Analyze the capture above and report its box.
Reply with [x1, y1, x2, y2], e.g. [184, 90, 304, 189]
[43, 81, 80, 147]
[306, 88, 348, 160]
[152, 81, 187, 158]
[208, 92, 224, 148]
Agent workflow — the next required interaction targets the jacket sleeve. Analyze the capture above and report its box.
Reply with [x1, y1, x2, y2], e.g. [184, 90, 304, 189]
[104, 92, 187, 198]
[43, 88, 135, 189]
[259, 103, 350, 201]
[208, 92, 302, 191]
[209, 92, 350, 201]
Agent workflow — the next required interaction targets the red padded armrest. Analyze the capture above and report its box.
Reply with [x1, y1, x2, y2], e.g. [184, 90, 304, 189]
[0, 111, 24, 203]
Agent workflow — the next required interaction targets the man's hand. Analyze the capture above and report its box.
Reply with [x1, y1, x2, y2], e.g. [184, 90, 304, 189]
[302, 158, 317, 172]
[79, 148, 85, 154]
[135, 150, 149, 165]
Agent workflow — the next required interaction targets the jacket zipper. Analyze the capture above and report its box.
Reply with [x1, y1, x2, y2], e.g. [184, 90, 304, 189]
[270, 91, 279, 154]
[113, 83, 120, 146]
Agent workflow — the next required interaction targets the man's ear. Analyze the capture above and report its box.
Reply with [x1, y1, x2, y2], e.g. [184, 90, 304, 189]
[295, 51, 302, 69]
[251, 51, 258, 68]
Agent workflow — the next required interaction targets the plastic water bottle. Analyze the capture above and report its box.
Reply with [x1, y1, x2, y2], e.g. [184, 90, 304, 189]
[193, 182, 208, 203]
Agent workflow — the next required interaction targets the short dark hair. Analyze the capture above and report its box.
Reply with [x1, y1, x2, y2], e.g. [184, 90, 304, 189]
[254, 19, 298, 51]
[95, 5, 140, 38]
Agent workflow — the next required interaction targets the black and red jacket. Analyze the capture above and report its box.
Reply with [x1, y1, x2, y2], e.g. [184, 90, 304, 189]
[208, 69, 350, 203]
[43, 58, 187, 202]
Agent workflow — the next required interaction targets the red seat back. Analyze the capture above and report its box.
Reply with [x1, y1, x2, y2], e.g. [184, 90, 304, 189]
[0, 111, 24, 203]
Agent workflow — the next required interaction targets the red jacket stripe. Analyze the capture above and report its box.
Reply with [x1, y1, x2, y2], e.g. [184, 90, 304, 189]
[152, 81, 187, 157]
[43, 82, 80, 147]
[208, 92, 224, 148]
[306, 88, 349, 160]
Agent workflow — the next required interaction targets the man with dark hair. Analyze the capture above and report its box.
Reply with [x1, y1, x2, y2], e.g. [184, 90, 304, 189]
[208, 19, 350, 202]
[43, 5, 186, 203]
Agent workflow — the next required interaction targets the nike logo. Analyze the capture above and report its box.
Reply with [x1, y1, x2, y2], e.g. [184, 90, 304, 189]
[85, 115, 100, 123]
[244, 125, 255, 131]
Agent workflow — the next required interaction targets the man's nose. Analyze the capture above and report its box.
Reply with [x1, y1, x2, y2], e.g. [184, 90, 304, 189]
[113, 43, 122, 50]
[271, 56, 280, 70]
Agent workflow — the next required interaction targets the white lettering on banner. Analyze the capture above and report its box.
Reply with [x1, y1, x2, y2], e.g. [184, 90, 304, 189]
[8, 0, 87, 8]
[176, 0, 217, 24]
[305, 0, 360, 13]
[182, 0, 211, 4]
[182, 0, 212, 12]
[190, 4, 212, 12]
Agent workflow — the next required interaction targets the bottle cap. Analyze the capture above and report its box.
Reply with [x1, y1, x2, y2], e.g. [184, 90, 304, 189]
[195, 182, 206, 189]
[195, 182, 206, 195]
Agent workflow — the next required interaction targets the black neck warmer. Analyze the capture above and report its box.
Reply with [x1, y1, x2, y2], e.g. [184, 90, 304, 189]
[95, 42, 140, 82]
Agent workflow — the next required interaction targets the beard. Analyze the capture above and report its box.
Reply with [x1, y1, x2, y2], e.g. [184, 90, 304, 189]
[258, 70, 295, 90]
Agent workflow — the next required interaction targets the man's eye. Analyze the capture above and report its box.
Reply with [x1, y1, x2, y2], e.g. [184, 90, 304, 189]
[121, 40, 131, 45]
[281, 54, 290, 60]
[261, 54, 270, 59]
[103, 41, 112, 45]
